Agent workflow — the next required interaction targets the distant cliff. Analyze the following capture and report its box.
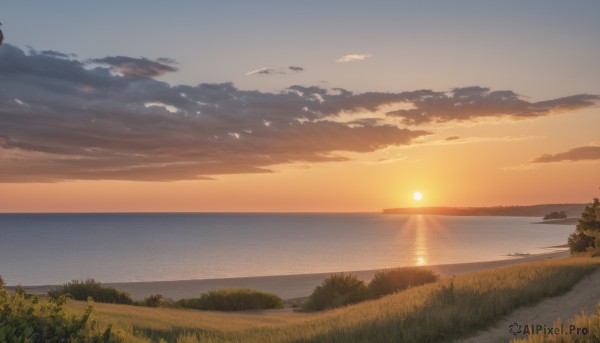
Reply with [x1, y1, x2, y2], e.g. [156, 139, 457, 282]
[382, 204, 586, 217]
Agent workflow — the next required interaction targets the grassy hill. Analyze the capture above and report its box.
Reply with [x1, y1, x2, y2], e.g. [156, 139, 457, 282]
[64, 256, 599, 342]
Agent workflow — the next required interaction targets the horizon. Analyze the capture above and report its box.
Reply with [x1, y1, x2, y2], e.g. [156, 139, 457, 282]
[1, 1, 599, 212]
[0, 202, 590, 215]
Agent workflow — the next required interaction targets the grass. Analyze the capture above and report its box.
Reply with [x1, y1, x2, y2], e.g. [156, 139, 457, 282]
[63, 256, 600, 342]
[512, 303, 600, 342]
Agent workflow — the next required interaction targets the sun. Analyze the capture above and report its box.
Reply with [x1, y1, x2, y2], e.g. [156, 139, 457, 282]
[413, 192, 423, 201]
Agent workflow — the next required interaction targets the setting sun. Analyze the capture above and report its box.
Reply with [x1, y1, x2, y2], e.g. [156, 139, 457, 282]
[413, 192, 423, 201]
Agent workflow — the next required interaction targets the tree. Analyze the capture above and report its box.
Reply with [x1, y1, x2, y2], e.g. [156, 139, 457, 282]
[577, 198, 600, 240]
[568, 198, 600, 253]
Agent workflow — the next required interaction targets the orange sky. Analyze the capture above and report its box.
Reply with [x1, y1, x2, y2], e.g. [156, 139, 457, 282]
[2, 2, 600, 212]
[2, 107, 598, 213]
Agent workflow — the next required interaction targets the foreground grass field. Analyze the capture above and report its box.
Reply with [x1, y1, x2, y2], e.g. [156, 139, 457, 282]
[66, 256, 600, 342]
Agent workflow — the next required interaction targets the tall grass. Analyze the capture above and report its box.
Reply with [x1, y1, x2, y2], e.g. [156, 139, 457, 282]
[65, 256, 600, 342]
[512, 303, 600, 342]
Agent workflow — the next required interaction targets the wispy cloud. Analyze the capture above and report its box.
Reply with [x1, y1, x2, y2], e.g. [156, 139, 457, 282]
[386, 86, 599, 125]
[91, 56, 178, 78]
[532, 146, 600, 163]
[336, 54, 371, 63]
[246, 66, 304, 76]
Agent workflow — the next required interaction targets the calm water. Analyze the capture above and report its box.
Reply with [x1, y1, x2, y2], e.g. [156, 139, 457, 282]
[0, 213, 573, 286]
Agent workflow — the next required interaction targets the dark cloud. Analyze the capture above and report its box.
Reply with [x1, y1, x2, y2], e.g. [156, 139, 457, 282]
[91, 56, 178, 78]
[289, 66, 304, 72]
[386, 86, 598, 125]
[532, 146, 600, 163]
[1, 45, 596, 182]
[0, 45, 427, 182]
[445, 136, 461, 141]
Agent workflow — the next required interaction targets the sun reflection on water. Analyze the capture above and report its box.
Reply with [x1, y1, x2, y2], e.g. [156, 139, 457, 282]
[414, 214, 428, 266]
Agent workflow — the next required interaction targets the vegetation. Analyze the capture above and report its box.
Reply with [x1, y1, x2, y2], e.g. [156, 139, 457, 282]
[568, 231, 596, 253]
[568, 198, 600, 254]
[142, 294, 164, 308]
[304, 268, 438, 311]
[303, 273, 369, 311]
[512, 302, 600, 342]
[48, 278, 133, 305]
[369, 267, 438, 298]
[176, 288, 284, 311]
[543, 210, 567, 220]
[64, 256, 600, 342]
[0, 275, 118, 342]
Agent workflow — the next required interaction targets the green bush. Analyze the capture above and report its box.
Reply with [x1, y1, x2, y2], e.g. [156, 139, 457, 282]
[143, 293, 164, 308]
[568, 231, 596, 253]
[568, 198, 600, 254]
[0, 275, 118, 342]
[369, 267, 438, 298]
[176, 288, 284, 311]
[48, 279, 133, 304]
[304, 273, 369, 311]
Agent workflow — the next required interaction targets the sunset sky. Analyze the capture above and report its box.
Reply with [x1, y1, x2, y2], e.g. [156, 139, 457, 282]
[1, 1, 599, 212]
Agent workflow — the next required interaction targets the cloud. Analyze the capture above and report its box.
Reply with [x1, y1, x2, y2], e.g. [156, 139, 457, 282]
[246, 67, 280, 76]
[0, 44, 596, 182]
[246, 66, 304, 76]
[0, 45, 427, 182]
[336, 54, 371, 63]
[532, 146, 600, 163]
[91, 56, 178, 78]
[385, 86, 599, 125]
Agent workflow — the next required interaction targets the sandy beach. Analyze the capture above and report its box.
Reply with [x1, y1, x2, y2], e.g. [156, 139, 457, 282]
[14, 250, 568, 301]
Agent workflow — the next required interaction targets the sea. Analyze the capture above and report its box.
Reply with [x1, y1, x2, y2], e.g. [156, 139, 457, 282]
[0, 213, 574, 286]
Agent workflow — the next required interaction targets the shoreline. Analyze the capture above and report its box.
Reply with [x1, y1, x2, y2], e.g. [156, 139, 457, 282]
[10, 250, 569, 301]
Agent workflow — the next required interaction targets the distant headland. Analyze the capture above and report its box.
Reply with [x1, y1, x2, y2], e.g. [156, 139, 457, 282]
[382, 204, 585, 217]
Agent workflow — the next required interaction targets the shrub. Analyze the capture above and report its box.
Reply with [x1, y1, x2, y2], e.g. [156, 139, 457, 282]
[568, 231, 596, 253]
[176, 288, 284, 311]
[0, 275, 118, 342]
[369, 267, 438, 298]
[143, 293, 164, 307]
[48, 278, 133, 304]
[304, 273, 369, 311]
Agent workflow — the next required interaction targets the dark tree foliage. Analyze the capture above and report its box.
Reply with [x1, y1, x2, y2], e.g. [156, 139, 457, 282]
[568, 232, 596, 253]
[543, 211, 567, 220]
[568, 198, 600, 253]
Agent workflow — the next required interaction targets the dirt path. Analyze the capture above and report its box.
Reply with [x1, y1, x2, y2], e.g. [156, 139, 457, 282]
[457, 268, 600, 343]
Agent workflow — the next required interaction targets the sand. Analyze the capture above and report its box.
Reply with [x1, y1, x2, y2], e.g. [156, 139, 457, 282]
[14, 250, 568, 301]
[458, 267, 600, 343]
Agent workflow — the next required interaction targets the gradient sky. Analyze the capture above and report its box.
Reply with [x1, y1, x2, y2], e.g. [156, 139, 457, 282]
[1, 1, 599, 212]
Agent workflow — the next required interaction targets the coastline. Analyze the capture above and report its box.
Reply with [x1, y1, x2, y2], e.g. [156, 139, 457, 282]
[11, 250, 568, 301]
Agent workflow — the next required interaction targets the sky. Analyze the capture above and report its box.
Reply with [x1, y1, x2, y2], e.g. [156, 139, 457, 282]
[1, 1, 599, 212]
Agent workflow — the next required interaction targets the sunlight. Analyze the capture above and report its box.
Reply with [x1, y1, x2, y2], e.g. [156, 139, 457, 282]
[413, 192, 423, 201]
[413, 214, 428, 266]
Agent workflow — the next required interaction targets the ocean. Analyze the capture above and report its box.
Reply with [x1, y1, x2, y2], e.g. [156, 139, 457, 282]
[0, 213, 573, 286]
